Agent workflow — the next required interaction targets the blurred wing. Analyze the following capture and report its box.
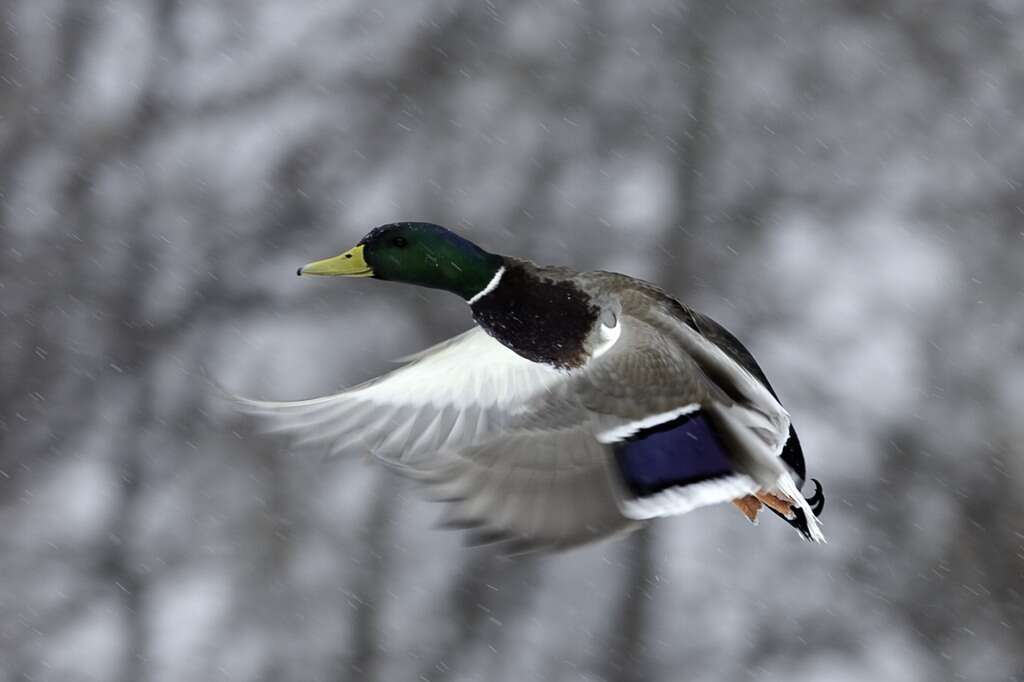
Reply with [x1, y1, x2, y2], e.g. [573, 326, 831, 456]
[407, 428, 637, 552]
[234, 327, 569, 463]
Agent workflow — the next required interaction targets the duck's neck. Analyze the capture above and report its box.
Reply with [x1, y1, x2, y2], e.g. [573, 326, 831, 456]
[469, 260, 599, 369]
[431, 248, 505, 301]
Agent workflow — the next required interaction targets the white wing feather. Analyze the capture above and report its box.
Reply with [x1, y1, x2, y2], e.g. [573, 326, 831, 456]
[234, 327, 569, 462]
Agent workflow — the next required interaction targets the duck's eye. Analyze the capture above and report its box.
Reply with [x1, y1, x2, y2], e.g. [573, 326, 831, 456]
[392, 237, 408, 248]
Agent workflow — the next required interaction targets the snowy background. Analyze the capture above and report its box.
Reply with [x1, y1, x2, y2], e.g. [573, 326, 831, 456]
[2, 1, 1023, 681]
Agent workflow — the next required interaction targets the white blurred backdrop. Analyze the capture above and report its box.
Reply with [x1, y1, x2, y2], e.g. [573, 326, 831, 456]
[2, 1, 1022, 681]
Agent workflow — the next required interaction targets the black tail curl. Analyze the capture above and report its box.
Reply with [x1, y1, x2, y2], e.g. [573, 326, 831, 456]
[804, 478, 826, 516]
[779, 478, 825, 542]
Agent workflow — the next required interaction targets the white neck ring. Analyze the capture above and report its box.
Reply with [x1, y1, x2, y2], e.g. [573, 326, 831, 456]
[468, 266, 505, 305]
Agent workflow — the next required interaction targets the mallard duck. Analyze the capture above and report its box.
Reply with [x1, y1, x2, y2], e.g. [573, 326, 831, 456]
[238, 222, 825, 551]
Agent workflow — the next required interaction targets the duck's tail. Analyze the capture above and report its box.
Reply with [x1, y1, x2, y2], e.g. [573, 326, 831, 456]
[776, 478, 826, 542]
[732, 478, 826, 542]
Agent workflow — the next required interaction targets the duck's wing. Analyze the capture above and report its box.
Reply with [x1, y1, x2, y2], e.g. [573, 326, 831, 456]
[233, 326, 572, 464]
[235, 326, 639, 551]
[401, 428, 638, 553]
[505, 305, 824, 543]
[683, 309, 808, 484]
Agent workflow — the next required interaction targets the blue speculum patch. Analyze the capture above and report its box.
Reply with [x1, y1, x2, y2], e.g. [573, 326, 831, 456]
[613, 411, 734, 498]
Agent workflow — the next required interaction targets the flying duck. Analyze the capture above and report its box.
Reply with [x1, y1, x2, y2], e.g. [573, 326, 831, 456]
[237, 222, 825, 551]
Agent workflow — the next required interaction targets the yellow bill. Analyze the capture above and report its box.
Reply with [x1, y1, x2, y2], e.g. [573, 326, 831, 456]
[297, 244, 374, 277]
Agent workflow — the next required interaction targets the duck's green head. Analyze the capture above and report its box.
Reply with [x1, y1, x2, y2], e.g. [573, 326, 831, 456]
[298, 222, 504, 301]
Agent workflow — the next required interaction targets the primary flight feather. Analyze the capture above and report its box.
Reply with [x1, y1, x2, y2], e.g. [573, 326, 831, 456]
[236, 222, 825, 552]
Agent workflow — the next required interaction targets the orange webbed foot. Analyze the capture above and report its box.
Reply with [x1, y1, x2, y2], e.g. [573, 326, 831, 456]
[732, 495, 763, 524]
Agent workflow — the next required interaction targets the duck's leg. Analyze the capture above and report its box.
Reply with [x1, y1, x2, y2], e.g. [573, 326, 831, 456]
[756, 490, 795, 519]
[732, 495, 763, 523]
